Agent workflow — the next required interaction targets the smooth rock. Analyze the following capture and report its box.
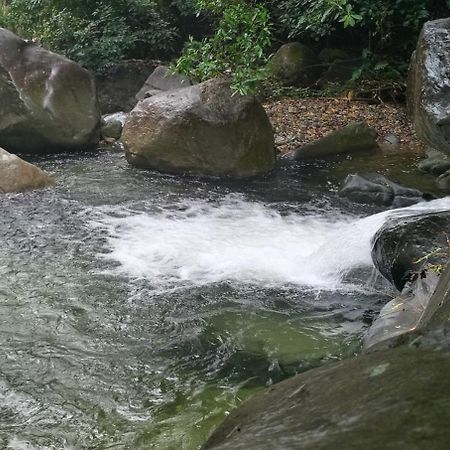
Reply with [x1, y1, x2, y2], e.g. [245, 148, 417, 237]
[268, 42, 321, 87]
[418, 156, 450, 175]
[407, 18, 450, 155]
[293, 122, 379, 160]
[0, 28, 100, 153]
[0, 147, 53, 193]
[101, 112, 128, 140]
[203, 344, 450, 450]
[437, 169, 450, 189]
[339, 173, 427, 207]
[371, 211, 450, 290]
[122, 78, 275, 178]
[135, 65, 192, 101]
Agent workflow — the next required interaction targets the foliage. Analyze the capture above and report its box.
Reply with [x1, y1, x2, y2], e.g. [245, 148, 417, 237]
[0, 0, 179, 72]
[175, 0, 271, 95]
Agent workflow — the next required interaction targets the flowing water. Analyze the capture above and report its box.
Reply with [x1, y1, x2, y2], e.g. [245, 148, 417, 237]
[1, 149, 449, 449]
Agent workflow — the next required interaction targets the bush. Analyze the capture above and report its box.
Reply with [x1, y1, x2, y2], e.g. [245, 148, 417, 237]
[0, 0, 179, 72]
[175, 0, 272, 95]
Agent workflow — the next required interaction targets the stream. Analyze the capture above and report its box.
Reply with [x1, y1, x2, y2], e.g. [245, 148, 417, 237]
[1, 149, 449, 449]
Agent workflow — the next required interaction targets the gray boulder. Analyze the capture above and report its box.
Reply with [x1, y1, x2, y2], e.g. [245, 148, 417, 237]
[371, 211, 450, 291]
[101, 112, 128, 140]
[268, 42, 321, 87]
[0, 28, 100, 153]
[339, 173, 428, 207]
[135, 65, 192, 101]
[293, 122, 379, 160]
[407, 19, 450, 156]
[0, 147, 53, 193]
[122, 78, 276, 178]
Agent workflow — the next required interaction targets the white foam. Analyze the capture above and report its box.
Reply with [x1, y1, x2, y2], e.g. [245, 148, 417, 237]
[94, 196, 450, 291]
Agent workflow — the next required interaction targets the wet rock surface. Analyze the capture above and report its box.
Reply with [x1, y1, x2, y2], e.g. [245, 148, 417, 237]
[0, 147, 53, 193]
[203, 343, 450, 450]
[122, 78, 276, 178]
[0, 28, 100, 153]
[371, 211, 450, 291]
[101, 112, 128, 140]
[293, 122, 379, 160]
[408, 18, 450, 155]
[339, 173, 428, 207]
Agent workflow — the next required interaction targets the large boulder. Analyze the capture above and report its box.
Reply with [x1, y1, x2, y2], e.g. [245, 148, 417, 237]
[408, 19, 450, 156]
[268, 43, 321, 87]
[371, 211, 450, 291]
[203, 344, 450, 450]
[293, 122, 379, 160]
[0, 28, 100, 153]
[122, 78, 276, 178]
[135, 65, 192, 101]
[339, 173, 429, 207]
[0, 147, 53, 193]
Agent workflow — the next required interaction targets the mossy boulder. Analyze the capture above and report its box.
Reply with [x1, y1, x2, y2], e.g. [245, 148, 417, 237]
[407, 19, 450, 156]
[0, 28, 100, 153]
[203, 344, 450, 450]
[0, 147, 53, 193]
[122, 78, 276, 178]
[268, 43, 321, 87]
[293, 122, 379, 160]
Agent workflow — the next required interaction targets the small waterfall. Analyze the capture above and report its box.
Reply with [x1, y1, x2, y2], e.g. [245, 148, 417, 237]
[94, 196, 450, 291]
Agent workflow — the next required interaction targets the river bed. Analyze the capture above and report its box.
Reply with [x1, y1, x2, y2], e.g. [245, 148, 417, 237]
[0, 149, 447, 449]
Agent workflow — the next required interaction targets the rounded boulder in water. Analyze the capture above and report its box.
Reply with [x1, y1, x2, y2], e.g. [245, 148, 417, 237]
[121, 78, 276, 179]
[0, 28, 101, 153]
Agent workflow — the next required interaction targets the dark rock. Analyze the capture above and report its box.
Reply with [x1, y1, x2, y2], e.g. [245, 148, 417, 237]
[203, 344, 450, 450]
[318, 48, 352, 63]
[135, 65, 192, 101]
[101, 112, 128, 140]
[0, 147, 53, 193]
[0, 28, 100, 153]
[418, 155, 450, 176]
[268, 42, 321, 87]
[437, 169, 450, 190]
[318, 58, 363, 86]
[371, 211, 450, 291]
[340, 173, 428, 207]
[96, 59, 159, 113]
[407, 19, 450, 156]
[122, 78, 276, 178]
[293, 122, 379, 160]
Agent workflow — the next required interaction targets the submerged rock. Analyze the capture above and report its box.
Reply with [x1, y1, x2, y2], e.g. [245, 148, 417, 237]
[101, 112, 128, 140]
[339, 173, 428, 207]
[122, 78, 276, 178]
[0, 28, 100, 153]
[135, 65, 192, 101]
[0, 147, 53, 193]
[418, 155, 450, 176]
[407, 18, 450, 155]
[203, 344, 450, 450]
[268, 42, 321, 87]
[293, 122, 379, 160]
[371, 211, 450, 291]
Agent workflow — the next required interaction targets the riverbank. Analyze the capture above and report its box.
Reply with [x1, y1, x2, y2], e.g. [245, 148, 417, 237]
[264, 97, 424, 155]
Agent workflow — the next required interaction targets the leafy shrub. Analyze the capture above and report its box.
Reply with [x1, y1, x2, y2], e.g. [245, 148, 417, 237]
[0, 0, 178, 72]
[175, 0, 271, 95]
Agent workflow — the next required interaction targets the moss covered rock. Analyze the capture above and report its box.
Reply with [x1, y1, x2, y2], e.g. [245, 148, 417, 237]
[293, 122, 379, 160]
[122, 78, 275, 178]
[268, 43, 321, 87]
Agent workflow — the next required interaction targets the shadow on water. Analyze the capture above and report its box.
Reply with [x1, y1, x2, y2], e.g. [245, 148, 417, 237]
[0, 147, 443, 449]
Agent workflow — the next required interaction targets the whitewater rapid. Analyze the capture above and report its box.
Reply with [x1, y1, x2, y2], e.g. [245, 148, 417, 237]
[93, 196, 450, 291]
